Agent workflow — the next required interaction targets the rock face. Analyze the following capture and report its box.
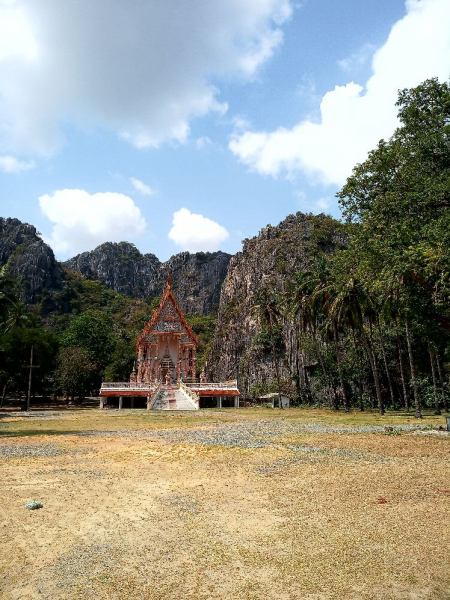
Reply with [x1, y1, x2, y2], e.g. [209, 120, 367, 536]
[64, 242, 231, 315]
[0, 217, 63, 304]
[164, 251, 231, 316]
[207, 212, 345, 397]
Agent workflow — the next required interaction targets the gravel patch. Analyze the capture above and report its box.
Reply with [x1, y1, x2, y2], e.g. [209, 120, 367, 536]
[254, 444, 389, 474]
[0, 411, 76, 420]
[52, 544, 118, 592]
[255, 457, 299, 475]
[165, 493, 200, 515]
[63, 421, 435, 445]
[36, 467, 106, 477]
[71, 429, 156, 438]
[51, 420, 437, 456]
[0, 445, 70, 458]
[285, 444, 389, 462]
[152, 420, 433, 449]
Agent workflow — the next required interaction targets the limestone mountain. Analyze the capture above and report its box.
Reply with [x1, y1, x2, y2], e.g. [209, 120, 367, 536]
[0, 217, 63, 304]
[64, 242, 231, 316]
[207, 212, 346, 396]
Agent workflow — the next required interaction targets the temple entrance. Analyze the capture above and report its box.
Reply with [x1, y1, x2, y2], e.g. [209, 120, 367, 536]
[100, 274, 240, 409]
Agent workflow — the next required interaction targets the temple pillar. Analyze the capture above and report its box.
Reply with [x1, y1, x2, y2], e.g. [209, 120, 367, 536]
[176, 336, 181, 381]
[235, 396, 239, 408]
[218, 396, 222, 408]
[100, 397, 104, 409]
[119, 396, 123, 410]
[131, 397, 135, 409]
[147, 394, 151, 410]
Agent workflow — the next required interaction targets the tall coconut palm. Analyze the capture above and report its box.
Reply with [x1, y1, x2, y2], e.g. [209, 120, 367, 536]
[251, 287, 283, 408]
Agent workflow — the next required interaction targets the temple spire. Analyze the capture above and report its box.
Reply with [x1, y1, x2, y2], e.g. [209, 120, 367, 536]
[167, 272, 172, 288]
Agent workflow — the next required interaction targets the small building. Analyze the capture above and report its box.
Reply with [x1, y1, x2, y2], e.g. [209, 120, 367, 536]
[255, 393, 290, 409]
[100, 276, 239, 410]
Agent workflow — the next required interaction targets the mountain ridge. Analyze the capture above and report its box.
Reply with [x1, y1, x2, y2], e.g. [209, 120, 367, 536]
[64, 242, 232, 316]
[0, 217, 232, 316]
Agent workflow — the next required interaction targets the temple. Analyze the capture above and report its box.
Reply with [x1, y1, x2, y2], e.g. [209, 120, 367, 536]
[100, 276, 239, 410]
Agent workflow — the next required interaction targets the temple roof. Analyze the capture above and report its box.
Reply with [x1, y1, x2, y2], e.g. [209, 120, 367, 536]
[137, 276, 199, 346]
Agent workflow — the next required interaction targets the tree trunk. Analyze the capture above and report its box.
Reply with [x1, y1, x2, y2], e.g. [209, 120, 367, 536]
[436, 352, 448, 412]
[312, 328, 339, 409]
[428, 344, 441, 415]
[332, 319, 349, 412]
[376, 319, 395, 408]
[405, 317, 421, 418]
[357, 306, 383, 414]
[366, 320, 384, 415]
[268, 314, 282, 409]
[26, 345, 34, 412]
[397, 333, 409, 413]
[295, 327, 302, 400]
[351, 328, 364, 411]
[0, 383, 6, 408]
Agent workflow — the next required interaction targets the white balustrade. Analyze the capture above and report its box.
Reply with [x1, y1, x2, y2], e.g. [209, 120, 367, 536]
[185, 381, 238, 391]
[100, 382, 155, 392]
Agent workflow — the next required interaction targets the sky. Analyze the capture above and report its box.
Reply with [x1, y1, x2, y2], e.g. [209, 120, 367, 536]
[0, 0, 449, 261]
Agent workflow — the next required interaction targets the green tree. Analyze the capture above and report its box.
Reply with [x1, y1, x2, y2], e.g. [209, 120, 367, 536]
[61, 310, 115, 368]
[104, 339, 136, 381]
[0, 326, 59, 400]
[55, 347, 97, 401]
[251, 288, 284, 408]
[338, 79, 450, 417]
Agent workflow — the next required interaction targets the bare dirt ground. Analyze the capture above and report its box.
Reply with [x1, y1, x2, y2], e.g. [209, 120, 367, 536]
[0, 408, 449, 600]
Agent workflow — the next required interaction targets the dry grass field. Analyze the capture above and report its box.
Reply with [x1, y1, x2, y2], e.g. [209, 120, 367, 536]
[0, 407, 449, 600]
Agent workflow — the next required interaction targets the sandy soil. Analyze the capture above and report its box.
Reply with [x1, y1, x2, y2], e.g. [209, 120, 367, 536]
[0, 408, 449, 599]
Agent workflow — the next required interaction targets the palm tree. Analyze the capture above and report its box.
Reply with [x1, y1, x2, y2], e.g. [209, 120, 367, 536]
[428, 342, 441, 415]
[288, 270, 333, 403]
[251, 288, 283, 409]
[2, 300, 34, 333]
[404, 314, 422, 419]
[308, 259, 351, 412]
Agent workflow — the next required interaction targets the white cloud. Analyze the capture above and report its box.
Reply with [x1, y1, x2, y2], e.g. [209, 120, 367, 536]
[168, 208, 229, 252]
[293, 189, 331, 213]
[338, 43, 377, 74]
[0, 0, 292, 155]
[231, 116, 252, 131]
[129, 177, 154, 196]
[229, 0, 450, 187]
[196, 136, 213, 150]
[0, 154, 34, 173]
[39, 189, 147, 257]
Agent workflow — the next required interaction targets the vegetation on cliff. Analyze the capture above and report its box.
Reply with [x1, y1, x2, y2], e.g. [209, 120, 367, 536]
[209, 79, 450, 416]
[64, 242, 231, 316]
[0, 263, 215, 402]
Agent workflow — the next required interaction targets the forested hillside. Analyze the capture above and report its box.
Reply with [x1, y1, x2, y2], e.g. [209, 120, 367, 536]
[0, 229, 221, 403]
[209, 79, 450, 416]
[65, 243, 231, 316]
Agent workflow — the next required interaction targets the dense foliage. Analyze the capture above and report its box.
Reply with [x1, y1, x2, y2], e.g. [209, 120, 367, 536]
[0, 265, 217, 404]
[254, 79, 450, 416]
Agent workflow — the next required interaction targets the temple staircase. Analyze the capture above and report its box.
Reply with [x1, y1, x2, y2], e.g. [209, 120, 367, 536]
[151, 385, 197, 411]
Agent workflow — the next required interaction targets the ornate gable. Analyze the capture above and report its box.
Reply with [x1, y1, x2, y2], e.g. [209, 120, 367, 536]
[137, 276, 199, 346]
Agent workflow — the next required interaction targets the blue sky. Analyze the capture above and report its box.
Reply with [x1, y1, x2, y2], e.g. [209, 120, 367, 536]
[0, 0, 449, 261]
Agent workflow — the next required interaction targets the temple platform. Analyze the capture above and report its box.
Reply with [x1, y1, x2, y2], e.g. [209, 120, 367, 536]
[99, 381, 240, 410]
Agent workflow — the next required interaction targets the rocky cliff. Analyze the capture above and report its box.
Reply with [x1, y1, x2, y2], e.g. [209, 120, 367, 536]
[0, 217, 63, 304]
[207, 212, 346, 397]
[64, 242, 231, 315]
